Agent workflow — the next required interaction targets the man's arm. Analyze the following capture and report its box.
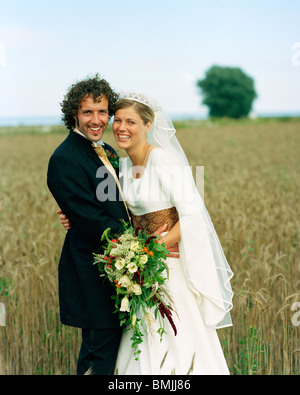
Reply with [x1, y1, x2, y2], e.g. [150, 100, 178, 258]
[57, 212, 180, 256]
[47, 155, 123, 242]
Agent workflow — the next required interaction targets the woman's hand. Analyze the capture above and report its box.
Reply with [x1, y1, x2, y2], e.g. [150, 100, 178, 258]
[152, 224, 180, 257]
[57, 210, 71, 230]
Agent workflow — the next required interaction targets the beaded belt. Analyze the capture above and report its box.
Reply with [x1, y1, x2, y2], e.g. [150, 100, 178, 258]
[131, 207, 179, 234]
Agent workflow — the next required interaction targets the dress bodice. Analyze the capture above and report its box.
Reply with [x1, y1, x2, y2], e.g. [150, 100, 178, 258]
[120, 148, 180, 234]
[120, 148, 176, 215]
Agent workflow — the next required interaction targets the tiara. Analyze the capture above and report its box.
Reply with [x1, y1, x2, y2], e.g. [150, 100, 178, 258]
[119, 91, 162, 112]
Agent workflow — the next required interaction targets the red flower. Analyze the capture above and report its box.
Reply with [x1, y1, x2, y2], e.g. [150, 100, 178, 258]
[145, 235, 156, 245]
[154, 295, 177, 337]
[135, 226, 144, 237]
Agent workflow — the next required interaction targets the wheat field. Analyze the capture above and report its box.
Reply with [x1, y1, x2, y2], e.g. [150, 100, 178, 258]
[0, 118, 299, 375]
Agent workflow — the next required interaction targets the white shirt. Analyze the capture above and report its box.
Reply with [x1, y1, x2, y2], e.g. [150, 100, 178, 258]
[74, 128, 104, 147]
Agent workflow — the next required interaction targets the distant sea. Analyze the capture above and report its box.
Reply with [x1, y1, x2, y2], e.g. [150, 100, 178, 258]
[0, 112, 299, 127]
[0, 114, 206, 127]
[0, 116, 63, 127]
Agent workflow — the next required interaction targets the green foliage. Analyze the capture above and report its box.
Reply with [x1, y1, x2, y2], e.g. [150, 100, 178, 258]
[94, 222, 173, 360]
[197, 65, 257, 119]
[0, 277, 12, 296]
[235, 326, 266, 375]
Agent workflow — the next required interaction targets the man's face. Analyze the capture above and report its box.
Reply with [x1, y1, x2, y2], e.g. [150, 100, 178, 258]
[74, 95, 109, 143]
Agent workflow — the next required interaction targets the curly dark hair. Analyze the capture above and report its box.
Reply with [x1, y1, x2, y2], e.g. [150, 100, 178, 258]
[60, 73, 119, 130]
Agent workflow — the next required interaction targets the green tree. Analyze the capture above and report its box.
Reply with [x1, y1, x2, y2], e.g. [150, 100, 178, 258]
[197, 65, 257, 119]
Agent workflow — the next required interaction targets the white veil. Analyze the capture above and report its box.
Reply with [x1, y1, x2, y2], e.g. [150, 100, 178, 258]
[118, 92, 234, 329]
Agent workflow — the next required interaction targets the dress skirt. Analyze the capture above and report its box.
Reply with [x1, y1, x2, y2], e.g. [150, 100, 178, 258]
[114, 256, 230, 375]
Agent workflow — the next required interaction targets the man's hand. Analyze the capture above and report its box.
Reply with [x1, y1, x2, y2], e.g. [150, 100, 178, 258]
[152, 224, 180, 258]
[57, 210, 71, 230]
[56, 215, 179, 257]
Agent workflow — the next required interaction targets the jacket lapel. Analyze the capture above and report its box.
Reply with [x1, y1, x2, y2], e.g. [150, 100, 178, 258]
[69, 130, 105, 167]
[87, 147, 104, 167]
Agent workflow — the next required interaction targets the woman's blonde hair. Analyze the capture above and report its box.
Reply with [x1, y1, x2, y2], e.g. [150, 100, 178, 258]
[115, 99, 155, 125]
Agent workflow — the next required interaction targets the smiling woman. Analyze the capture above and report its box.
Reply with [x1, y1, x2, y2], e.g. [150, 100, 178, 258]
[113, 107, 151, 152]
[111, 92, 233, 375]
[112, 99, 155, 171]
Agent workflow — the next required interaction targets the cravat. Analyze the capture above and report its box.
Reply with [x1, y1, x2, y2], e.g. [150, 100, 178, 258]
[93, 144, 132, 225]
[93, 144, 117, 179]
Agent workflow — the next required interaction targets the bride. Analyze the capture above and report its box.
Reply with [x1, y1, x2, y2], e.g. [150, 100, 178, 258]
[112, 92, 233, 375]
[60, 92, 234, 375]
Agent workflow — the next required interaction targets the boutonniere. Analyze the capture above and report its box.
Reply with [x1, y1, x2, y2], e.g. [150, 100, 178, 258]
[104, 148, 120, 169]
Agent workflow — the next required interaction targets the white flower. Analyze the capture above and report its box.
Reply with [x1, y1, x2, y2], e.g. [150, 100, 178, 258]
[119, 234, 134, 242]
[113, 246, 126, 257]
[120, 296, 130, 312]
[131, 313, 137, 326]
[132, 283, 142, 295]
[115, 258, 126, 270]
[130, 241, 140, 252]
[127, 284, 134, 294]
[126, 251, 135, 261]
[127, 262, 138, 273]
[128, 283, 142, 295]
[139, 254, 148, 264]
[119, 275, 131, 288]
[145, 313, 156, 327]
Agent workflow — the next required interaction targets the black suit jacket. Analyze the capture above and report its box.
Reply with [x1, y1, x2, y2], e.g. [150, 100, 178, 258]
[47, 130, 129, 329]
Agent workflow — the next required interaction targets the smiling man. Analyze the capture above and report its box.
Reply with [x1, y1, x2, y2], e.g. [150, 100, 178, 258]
[74, 95, 109, 142]
[47, 74, 129, 375]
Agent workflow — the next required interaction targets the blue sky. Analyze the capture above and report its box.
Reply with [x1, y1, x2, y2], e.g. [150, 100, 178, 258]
[0, 0, 299, 118]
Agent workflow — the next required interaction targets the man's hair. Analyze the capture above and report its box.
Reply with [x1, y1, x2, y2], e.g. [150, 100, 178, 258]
[60, 73, 119, 130]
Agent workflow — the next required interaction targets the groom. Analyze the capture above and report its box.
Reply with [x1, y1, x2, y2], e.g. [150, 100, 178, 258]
[47, 74, 128, 375]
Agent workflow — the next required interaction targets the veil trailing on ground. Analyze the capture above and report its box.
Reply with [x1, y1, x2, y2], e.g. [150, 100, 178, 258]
[118, 92, 234, 329]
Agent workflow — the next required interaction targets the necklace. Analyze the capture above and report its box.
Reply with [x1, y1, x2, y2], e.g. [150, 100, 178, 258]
[132, 142, 151, 167]
[132, 142, 151, 179]
[141, 142, 151, 167]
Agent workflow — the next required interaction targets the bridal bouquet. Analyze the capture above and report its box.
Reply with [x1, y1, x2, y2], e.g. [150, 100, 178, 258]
[93, 221, 177, 359]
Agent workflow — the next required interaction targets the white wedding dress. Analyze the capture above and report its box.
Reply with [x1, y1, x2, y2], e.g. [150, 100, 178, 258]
[114, 147, 233, 375]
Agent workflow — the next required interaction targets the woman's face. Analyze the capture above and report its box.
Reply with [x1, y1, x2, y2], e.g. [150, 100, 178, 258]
[112, 106, 152, 151]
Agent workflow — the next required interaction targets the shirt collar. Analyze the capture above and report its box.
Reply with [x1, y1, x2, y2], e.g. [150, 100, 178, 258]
[74, 128, 104, 147]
